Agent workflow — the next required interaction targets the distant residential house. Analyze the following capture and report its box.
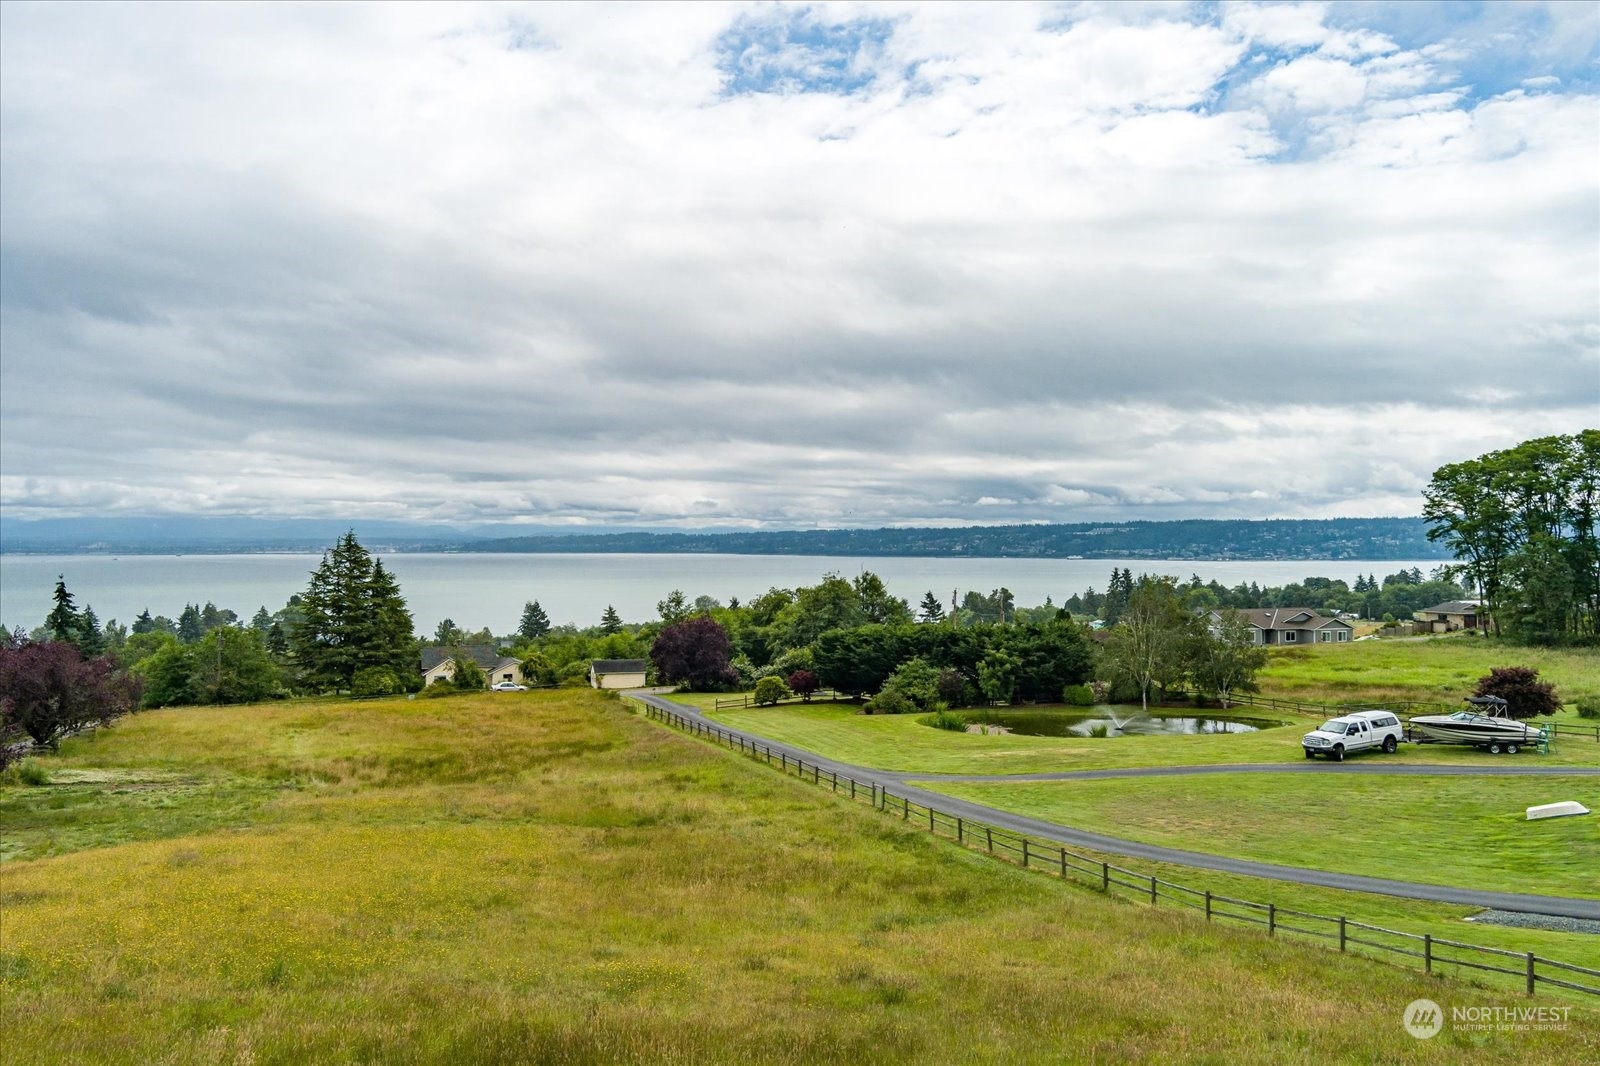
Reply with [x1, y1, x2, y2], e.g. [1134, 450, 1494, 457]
[421, 645, 524, 688]
[1413, 600, 1484, 633]
[1208, 608, 1353, 646]
[590, 659, 649, 689]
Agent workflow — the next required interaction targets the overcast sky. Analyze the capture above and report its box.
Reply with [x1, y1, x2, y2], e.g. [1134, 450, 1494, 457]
[2, 1, 1596, 531]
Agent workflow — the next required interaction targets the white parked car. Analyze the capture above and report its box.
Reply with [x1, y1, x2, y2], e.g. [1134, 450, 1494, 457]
[490, 681, 528, 692]
[1302, 711, 1403, 760]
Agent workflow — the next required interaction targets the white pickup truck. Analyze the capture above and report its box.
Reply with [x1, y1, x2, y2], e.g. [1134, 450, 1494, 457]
[1302, 711, 1404, 761]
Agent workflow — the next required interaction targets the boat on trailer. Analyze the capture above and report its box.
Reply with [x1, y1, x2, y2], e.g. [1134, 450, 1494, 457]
[1407, 696, 1546, 754]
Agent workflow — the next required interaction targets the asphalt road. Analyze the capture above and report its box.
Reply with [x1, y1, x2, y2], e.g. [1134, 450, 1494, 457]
[630, 693, 1600, 920]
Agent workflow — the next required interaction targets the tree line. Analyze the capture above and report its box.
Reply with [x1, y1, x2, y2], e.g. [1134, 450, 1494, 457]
[1424, 431, 1598, 645]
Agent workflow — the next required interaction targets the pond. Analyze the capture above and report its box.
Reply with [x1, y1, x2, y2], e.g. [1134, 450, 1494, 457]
[965, 709, 1284, 737]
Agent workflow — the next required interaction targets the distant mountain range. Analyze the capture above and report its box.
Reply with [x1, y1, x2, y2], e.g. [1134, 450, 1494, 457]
[0, 516, 1449, 560]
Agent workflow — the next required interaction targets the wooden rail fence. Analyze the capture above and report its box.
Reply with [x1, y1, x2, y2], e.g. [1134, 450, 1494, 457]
[635, 699, 1599, 1001]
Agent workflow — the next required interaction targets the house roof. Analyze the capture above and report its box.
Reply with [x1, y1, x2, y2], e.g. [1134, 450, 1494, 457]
[1222, 608, 1351, 631]
[420, 645, 518, 672]
[591, 659, 649, 673]
[1418, 601, 1481, 615]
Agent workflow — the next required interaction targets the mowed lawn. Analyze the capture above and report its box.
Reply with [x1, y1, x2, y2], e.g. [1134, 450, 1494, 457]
[2, 692, 1594, 1063]
[690, 697, 1600, 774]
[1258, 637, 1600, 709]
[919, 773, 1600, 902]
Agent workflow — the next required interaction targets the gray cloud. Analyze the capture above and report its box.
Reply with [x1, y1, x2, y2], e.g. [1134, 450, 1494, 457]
[1, 2, 1595, 529]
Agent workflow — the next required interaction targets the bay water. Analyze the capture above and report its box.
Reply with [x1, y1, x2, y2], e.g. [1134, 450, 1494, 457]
[0, 553, 1445, 636]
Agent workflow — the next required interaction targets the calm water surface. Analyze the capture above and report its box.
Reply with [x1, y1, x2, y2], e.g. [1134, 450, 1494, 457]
[0, 553, 1443, 635]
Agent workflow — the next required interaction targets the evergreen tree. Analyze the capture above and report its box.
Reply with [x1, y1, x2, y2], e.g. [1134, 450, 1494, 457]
[367, 559, 417, 681]
[918, 591, 945, 623]
[435, 618, 463, 645]
[132, 609, 157, 635]
[519, 600, 552, 641]
[266, 621, 290, 659]
[600, 605, 623, 635]
[177, 604, 203, 644]
[78, 606, 106, 658]
[292, 533, 417, 693]
[251, 606, 273, 633]
[45, 576, 81, 645]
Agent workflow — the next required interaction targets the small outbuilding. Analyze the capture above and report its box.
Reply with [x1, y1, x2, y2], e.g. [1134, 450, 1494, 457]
[1413, 600, 1485, 633]
[590, 659, 649, 690]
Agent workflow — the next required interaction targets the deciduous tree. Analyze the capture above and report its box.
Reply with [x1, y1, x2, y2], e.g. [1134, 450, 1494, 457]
[1473, 667, 1559, 720]
[650, 615, 736, 691]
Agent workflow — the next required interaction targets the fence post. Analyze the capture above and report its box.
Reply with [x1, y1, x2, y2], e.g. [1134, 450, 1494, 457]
[1060, 847, 1067, 879]
[985, 826, 993, 853]
[851, 779, 856, 800]
[1150, 875, 1157, 905]
[928, 807, 934, 832]
[1268, 903, 1275, 936]
[957, 817, 964, 843]
[781, 753, 787, 771]
[903, 796, 909, 820]
[1424, 934, 1432, 975]
[1526, 953, 1536, 996]
[1022, 839, 1030, 868]
[1339, 916, 1346, 952]
[1101, 862, 1109, 891]
[1205, 891, 1211, 920]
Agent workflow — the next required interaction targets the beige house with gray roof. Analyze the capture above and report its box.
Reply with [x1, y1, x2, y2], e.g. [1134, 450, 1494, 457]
[1207, 608, 1353, 646]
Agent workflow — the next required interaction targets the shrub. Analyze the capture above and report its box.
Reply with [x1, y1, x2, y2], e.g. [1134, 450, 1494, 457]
[868, 688, 917, 715]
[2, 758, 51, 786]
[1474, 666, 1559, 719]
[786, 669, 820, 701]
[1062, 683, 1095, 707]
[935, 668, 967, 708]
[923, 708, 969, 732]
[753, 676, 791, 706]
[418, 680, 456, 699]
[1574, 698, 1599, 720]
[351, 667, 402, 698]
[884, 658, 940, 711]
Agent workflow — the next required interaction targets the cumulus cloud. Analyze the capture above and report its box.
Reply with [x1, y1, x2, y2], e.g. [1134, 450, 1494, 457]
[0, 1, 1595, 529]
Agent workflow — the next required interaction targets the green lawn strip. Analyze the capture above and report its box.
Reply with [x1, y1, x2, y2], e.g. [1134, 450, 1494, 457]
[4, 691, 1595, 1063]
[1259, 638, 1600, 707]
[915, 773, 1600, 900]
[680, 696, 1599, 774]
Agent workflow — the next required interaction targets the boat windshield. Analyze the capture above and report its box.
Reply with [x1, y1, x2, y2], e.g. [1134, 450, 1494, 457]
[1450, 711, 1480, 721]
[1318, 720, 1347, 733]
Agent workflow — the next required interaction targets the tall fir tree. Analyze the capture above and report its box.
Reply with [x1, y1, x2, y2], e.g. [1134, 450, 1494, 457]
[177, 604, 203, 644]
[519, 600, 551, 641]
[600, 605, 623, 635]
[78, 606, 106, 658]
[917, 591, 945, 623]
[45, 576, 81, 645]
[292, 533, 417, 692]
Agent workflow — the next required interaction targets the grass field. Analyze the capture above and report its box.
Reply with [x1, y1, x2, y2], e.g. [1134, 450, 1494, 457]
[918, 773, 1600, 900]
[1258, 636, 1600, 708]
[5, 690, 1596, 1063]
